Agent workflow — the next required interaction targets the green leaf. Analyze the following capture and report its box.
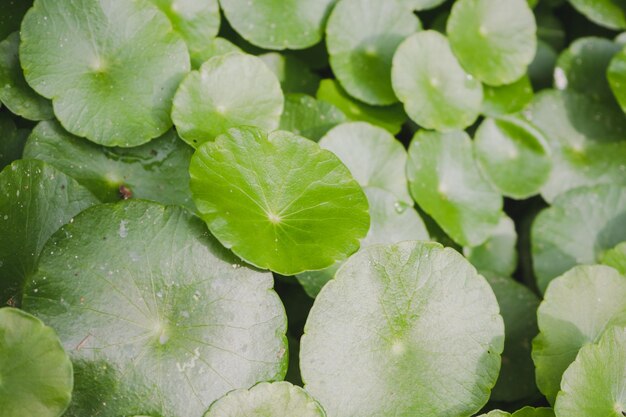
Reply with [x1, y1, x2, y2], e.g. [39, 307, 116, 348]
[316, 79, 406, 134]
[189, 127, 369, 275]
[23, 120, 194, 210]
[326, 0, 420, 105]
[220, 0, 337, 50]
[482, 75, 534, 117]
[474, 115, 552, 199]
[0, 113, 27, 170]
[447, 0, 537, 86]
[22, 200, 288, 417]
[524, 89, 626, 202]
[172, 53, 284, 148]
[149, 0, 220, 68]
[601, 241, 626, 274]
[0, 32, 53, 121]
[484, 274, 539, 402]
[203, 382, 325, 417]
[259, 53, 321, 96]
[0, 307, 73, 417]
[554, 325, 626, 417]
[296, 187, 429, 298]
[19, 0, 190, 146]
[197, 37, 242, 64]
[463, 215, 518, 277]
[608, 45, 626, 114]
[0, 159, 98, 305]
[392, 30, 483, 131]
[531, 184, 626, 293]
[555, 37, 621, 103]
[0, 0, 32, 40]
[406, 129, 503, 247]
[319, 122, 412, 204]
[567, 0, 626, 30]
[532, 265, 626, 404]
[279, 94, 346, 142]
[400, 0, 448, 11]
[479, 408, 555, 417]
[300, 241, 504, 417]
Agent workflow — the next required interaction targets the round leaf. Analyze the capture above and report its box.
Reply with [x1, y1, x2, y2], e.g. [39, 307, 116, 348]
[220, 0, 337, 50]
[149, 0, 220, 68]
[464, 215, 518, 277]
[532, 265, 626, 404]
[554, 325, 626, 417]
[568, 0, 626, 30]
[279, 94, 346, 141]
[0, 159, 98, 305]
[482, 75, 534, 116]
[319, 122, 412, 204]
[0, 32, 53, 121]
[474, 115, 552, 199]
[203, 382, 325, 417]
[22, 200, 288, 417]
[300, 241, 504, 417]
[531, 184, 626, 293]
[447, 0, 537, 86]
[601, 241, 626, 274]
[392, 30, 483, 131]
[326, 0, 420, 105]
[23, 120, 194, 210]
[406, 129, 503, 247]
[172, 53, 284, 148]
[524, 90, 626, 202]
[189, 127, 370, 275]
[19, 0, 190, 146]
[0, 307, 73, 417]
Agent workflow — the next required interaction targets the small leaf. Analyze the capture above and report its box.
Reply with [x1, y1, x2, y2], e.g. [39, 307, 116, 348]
[319, 122, 412, 204]
[189, 127, 369, 275]
[19, 0, 190, 146]
[406, 129, 503, 247]
[532, 265, 626, 404]
[0, 307, 73, 417]
[301, 241, 504, 417]
[22, 200, 288, 417]
[463, 215, 518, 277]
[474, 115, 552, 199]
[567, 0, 626, 30]
[554, 325, 626, 417]
[0, 159, 98, 305]
[172, 53, 284, 147]
[326, 0, 421, 105]
[220, 0, 337, 49]
[447, 0, 537, 86]
[392, 30, 483, 131]
[531, 184, 626, 292]
[203, 382, 326, 417]
[279, 94, 346, 141]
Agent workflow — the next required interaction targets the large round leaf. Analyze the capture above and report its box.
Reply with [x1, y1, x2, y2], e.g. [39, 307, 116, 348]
[220, 0, 337, 50]
[525, 90, 626, 202]
[531, 184, 626, 293]
[474, 115, 551, 199]
[149, 0, 220, 68]
[447, 0, 537, 86]
[0, 307, 73, 417]
[172, 53, 284, 148]
[319, 122, 411, 204]
[532, 265, 626, 404]
[279, 94, 346, 142]
[22, 200, 288, 417]
[392, 31, 483, 131]
[189, 127, 369, 275]
[463, 215, 518, 277]
[568, 0, 626, 30]
[0, 159, 98, 305]
[602, 242, 626, 274]
[484, 274, 539, 402]
[326, 0, 420, 105]
[300, 241, 504, 417]
[407, 129, 503, 247]
[203, 382, 325, 417]
[0, 32, 53, 121]
[19, 0, 190, 146]
[23, 120, 194, 210]
[554, 325, 626, 417]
